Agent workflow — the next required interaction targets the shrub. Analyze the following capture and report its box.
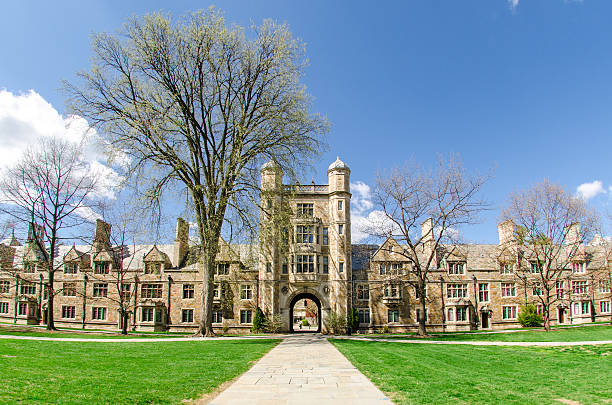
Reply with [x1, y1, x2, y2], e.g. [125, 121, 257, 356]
[518, 304, 543, 327]
[301, 319, 310, 326]
[325, 310, 347, 335]
[382, 325, 390, 334]
[347, 308, 359, 333]
[222, 323, 229, 334]
[251, 307, 267, 333]
[265, 314, 284, 333]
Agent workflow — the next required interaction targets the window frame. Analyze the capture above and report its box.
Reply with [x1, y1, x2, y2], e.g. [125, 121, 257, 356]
[502, 305, 517, 320]
[240, 284, 253, 300]
[478, 283, 489, 302]
[501, 282, 516, 298]
[240, 309, 253, 324]
[141, 283, 163, 299]
[183, 284, 194, 299]
[92, 307, 107, 320]
[92, 283, 108, 298]
[181, 308, 194, 323]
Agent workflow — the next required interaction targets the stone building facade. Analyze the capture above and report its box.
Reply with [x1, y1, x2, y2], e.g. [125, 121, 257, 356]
[0, 158, 610, 333]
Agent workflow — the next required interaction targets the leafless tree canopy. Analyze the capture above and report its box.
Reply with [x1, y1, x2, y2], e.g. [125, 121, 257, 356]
[502, 179, 600, 330]
[0, 137, 98, 330]
[370, 155, 491, 336]
[65, 9, 328, 335]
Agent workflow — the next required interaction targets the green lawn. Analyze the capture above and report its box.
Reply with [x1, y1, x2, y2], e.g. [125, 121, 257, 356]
[331, 339, 612, 404]
[363, 324, 612, 342]
[0, 339, 279, 404]
[0, 324, 196, 339]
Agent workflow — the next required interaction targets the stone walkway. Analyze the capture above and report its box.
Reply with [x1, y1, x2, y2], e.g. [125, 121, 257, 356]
[209, 334, 390, 405]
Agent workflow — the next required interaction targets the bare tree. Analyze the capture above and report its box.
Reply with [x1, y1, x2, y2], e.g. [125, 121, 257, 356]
[502, 180, 599, 330]
[369, 155, 490, 336]
[88, 206, 145, 335]
[591, 216, 612, 325]
[0, 137, 97, 330]
[66, 9, 328, 335]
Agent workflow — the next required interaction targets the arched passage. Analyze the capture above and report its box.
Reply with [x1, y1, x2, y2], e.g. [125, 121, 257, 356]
[289, 292, 322, 333]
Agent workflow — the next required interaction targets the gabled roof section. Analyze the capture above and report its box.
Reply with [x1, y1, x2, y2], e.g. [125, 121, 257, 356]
[23, 242, 46, 263]
[0, 243, 16, 267]
[439, 245, 467, 261]
[216, 238, 241, 263]
[497, 245, 517, 263]
[143, 245, 172, 266]
[371, 236, 408, 262]
[93, 248, 114, 263]
[63, 246, 90, 264]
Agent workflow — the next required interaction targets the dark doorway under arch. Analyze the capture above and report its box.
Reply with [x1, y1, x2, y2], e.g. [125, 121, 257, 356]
[289, 293, 322, 333]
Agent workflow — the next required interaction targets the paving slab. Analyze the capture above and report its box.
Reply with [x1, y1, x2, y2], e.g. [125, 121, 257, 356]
[209, 334, 390, 404]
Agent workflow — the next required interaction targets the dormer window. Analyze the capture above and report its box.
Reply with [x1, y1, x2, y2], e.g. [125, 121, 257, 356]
[23, 263, 36, 273]
[297, 203, 314, 217]
[65, 262, 78, 274]
[144, 262, 162, 274]
[216, 263, 230, 275]
[500, 263, 514, 274]
[572, 262, 586, 274]
[530, 262, 542, 274]
[94, 262, 110, 274]
[448, 262, 465, 275]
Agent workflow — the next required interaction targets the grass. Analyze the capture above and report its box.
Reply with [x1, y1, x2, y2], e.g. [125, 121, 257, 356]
[331, 339, 612, 404]
[362, 324, 612, 342]
[0, 338, 279, 404]
[0, 325, 194, 339]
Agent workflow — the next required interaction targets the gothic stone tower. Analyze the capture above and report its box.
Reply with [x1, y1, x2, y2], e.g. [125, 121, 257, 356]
[258, 158, 352, 332]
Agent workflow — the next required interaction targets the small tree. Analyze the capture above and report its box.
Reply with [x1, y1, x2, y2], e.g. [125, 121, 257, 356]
[252, 307, 266, 333]
[347, 307, 359, 333]
[324, 310, 347, 335]
[518, 304, 543, 327]
[264, 314, 283, 333]
[0, 137, 97, 330]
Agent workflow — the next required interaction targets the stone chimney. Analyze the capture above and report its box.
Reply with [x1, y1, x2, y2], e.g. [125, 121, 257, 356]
[564, 222, 581, 248]
[27, 222, 44, 244]
[497, 220, 515, 245]
[421, 218, 434, 255]
[173, 217, 189, 268]
[93, 219, 111, 252]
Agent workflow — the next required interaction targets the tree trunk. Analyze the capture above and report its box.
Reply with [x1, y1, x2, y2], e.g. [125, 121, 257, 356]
[195, 251, 216, 337]
[544, 296, 551, 331]
[417, 282, 427, 336]
[121, 311, 128, 335]
[46, 269, 56, 330]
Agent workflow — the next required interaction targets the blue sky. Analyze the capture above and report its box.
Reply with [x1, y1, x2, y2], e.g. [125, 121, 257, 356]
[1, 0, 611, 243]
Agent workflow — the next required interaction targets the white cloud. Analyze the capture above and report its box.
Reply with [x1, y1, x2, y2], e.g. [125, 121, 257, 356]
[508, 0, 519, 10]
[352, 209, 399, 243]
[0, 89, 123, 203]
[576, 180, 605, 200]
[73, 206, 103, 222]
[434, 225, 460, 241]
[350, 181, 373, 214]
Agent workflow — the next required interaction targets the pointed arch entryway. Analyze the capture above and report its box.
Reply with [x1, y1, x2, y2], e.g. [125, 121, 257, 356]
[289, 292, 322, 333]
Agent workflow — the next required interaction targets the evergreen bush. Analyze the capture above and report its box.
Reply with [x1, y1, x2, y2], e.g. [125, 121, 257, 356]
[252, 307, 266, 333]
[518, 304, 543, 327]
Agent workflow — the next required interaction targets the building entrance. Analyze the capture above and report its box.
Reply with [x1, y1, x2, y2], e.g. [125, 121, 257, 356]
[289, 293, 321, 333]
